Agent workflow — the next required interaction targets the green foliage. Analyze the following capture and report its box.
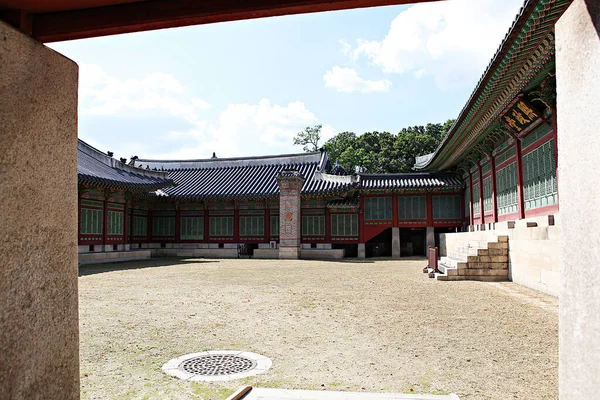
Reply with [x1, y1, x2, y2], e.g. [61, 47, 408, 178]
[293, 124, 322, 152]
[322, 119, 455, 174]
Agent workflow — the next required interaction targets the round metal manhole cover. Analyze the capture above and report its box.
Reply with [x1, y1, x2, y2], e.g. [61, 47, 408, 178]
[180, 354, 256, 375]
[162, 351, 272, 382]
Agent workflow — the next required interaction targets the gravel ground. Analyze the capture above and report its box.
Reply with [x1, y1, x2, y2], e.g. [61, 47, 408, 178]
[78, 258, 558, 400]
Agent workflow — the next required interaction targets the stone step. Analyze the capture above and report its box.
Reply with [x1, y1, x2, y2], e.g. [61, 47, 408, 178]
[439, 257, 468, 269]
[458, 268, 509, 277]
[437, 274, 508, 282]
[467, 255, 509, 263]
[438, 263, 458, 276]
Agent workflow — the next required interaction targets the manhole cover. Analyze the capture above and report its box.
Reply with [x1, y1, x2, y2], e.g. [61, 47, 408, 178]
[180, 354, 256, 375]
[162, 351, 272, 382]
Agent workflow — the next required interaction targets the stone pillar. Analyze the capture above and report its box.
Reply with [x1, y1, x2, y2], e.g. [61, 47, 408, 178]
[0, 21, 80, 400]
[276, 170, 305, 259]
[556, 2, 600, 399]
[358, 243, 366, 259]
[391, 227, 401, 258]
[426, 227, 435, 249]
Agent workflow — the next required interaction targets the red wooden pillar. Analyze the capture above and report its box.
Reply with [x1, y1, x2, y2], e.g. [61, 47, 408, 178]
[264, 206, 270, 244]
[469, 171, 474, 227]
[324, 204, 331, 244]
[147, 209, 153, 243]
[204, 208, 210, 243]
[426, 193, 434, 227]
[123, 199, 128, 246]
[392, 193, 399, 227]
[477, 164, 484, 226]
[233, 204, 240, 243]
[515, 139, 526, 220]
[358, 196, 365, 243]
[490, 156, 498, 223]
[129, 202, 135, 245]
[102, 197, 108, 251]
[552, 106, 559, 204]
[175, 204, 181, 243]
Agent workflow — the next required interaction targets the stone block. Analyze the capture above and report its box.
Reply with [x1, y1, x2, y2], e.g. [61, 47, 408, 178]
[460, 268, 509, 276]
[477, 248, 489, 256]
[488, 242, 508, 249]
[475, 255, 508, 263]
[497, 235, 509, 243]
[468, 262, 508, 269]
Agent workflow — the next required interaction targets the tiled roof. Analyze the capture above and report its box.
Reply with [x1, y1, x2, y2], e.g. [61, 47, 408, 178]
[357, 173, 463, 191]
[77, 140, 173, 190]
[136, 152, 354, 200]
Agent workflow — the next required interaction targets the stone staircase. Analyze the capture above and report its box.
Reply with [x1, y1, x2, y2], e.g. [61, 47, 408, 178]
[429, 235, 509, 281]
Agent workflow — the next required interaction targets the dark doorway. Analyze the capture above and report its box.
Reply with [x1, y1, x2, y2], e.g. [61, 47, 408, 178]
[366, 228, 392, 257]
[333, 243, 358, 258]
[400, 228, 426, 256]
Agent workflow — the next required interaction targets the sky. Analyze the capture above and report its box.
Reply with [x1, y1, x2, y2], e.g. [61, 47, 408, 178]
[48, 0, 524, 161]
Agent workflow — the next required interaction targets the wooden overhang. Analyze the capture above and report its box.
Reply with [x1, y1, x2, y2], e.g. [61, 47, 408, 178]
[0, 0, 442, 43]
[413, 0, 572, 172]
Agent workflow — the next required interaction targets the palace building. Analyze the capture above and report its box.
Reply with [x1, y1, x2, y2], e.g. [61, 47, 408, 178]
[77, 0, 568, 297]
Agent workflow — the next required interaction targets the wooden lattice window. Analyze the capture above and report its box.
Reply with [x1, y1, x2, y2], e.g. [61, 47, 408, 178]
[153, 217, 175, 237]
[302, 215, 325, 236]
[472, 182, 481, 215]
[80, 208, 103, 234]
[330, 214, 358, 237]
[181, 217, 204, 240]
[107, 211, 123, 235]
[523, 139, 557, 210]
[397, 196, 426, 220]
[209, 217, 233, 237]
[496, 162, 518, 215]
[240, 216, 264, 237]
[270, 216, 280, 237]
[364, 197, 392, 220]
[483, 176, 493, 213]
[433, 195, 462, 219]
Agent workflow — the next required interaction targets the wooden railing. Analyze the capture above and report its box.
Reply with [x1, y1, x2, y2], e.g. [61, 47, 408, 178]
[428, 246, 439, 272]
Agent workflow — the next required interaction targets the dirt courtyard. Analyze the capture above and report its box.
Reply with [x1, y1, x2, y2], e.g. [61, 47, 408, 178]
[78, 258, 558, 400]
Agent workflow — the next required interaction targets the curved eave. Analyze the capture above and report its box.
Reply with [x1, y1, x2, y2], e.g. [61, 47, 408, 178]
[78, 174, 174, 192]
[415, 0, 571, 171]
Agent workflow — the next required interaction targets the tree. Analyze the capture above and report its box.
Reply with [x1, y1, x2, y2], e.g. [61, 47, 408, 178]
[293, 125, 322, 152]
[319, 119, 456, 174]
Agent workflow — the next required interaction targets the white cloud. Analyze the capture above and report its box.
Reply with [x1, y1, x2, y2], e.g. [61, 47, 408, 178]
[158, 99, 334, 159]
[79, 64, 210, 124]
[323, 66, 392, 93]
[344, 0, 524, 90]
[78, 65, 333, 159]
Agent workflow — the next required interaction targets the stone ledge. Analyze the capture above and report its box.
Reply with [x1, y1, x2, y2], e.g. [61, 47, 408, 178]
[79, 250, 152, 265]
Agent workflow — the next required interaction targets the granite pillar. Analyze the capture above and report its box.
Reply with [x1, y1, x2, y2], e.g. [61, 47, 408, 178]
[556, 1, 600, 398]
[426, 227, 435, 249]
[276, 170, 305, 259]
[358, 243, 366, 259]
[0, 21, 80, 399]
[391, 227, 400, 258]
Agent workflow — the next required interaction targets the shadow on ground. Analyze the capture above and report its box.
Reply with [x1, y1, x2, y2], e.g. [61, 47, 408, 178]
[78, 258, 219, 276]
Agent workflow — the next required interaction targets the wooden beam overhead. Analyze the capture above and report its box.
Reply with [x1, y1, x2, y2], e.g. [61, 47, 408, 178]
[0, 0, 442, 42]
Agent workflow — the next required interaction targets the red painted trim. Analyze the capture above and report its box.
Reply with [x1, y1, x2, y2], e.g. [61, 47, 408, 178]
[359, 196, 365, 243]
[498, 212, 519, 222]
[175, 207, 181, 242]
[233, 207, 239, 243]
[522, 133, 554, 155]
[552, 108, 559, 202]
[325, 207, 331, 244]
[524, 204, 559, 218]
[102, 198, 108, 250]
[123, 200, 128, 245]
[469, 171, 474, 227]
[426, 193, 433, 226]
[515, 139, 526, 220]
[204, 209, 209, 243]
[477, 164, 484, 224]
[490, 156, 498, 223]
